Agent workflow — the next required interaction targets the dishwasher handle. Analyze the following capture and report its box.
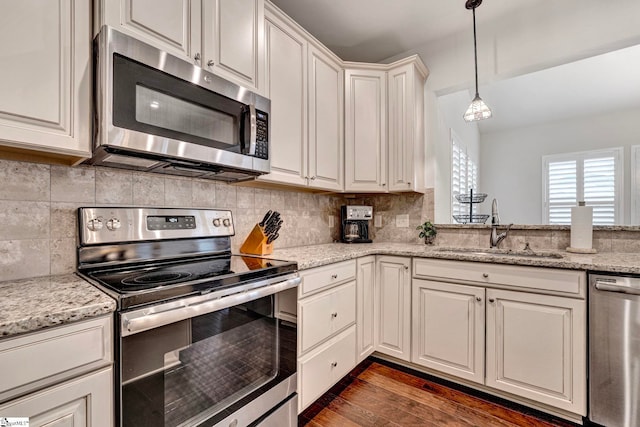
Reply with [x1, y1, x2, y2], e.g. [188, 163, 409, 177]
[595, 278, 640, 296]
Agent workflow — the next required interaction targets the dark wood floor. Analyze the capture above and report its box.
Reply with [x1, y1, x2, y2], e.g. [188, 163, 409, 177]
[299, 358, 577, 427]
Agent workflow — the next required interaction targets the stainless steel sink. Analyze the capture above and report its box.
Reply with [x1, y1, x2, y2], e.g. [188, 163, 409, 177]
[435, 247, 564, 259]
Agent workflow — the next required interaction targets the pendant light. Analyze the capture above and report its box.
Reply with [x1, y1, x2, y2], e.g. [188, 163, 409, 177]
[463, 0, 492, 122]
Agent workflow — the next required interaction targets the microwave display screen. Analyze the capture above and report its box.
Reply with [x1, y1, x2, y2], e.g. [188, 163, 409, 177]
[136, 85, 238, 146]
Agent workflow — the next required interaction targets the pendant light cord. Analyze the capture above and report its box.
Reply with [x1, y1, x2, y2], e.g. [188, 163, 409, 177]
[472, 6, 479, 98]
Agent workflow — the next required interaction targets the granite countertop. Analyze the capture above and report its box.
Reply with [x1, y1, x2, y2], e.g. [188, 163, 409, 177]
[0, 274, 116, 339]
[268, 242, 640, 275]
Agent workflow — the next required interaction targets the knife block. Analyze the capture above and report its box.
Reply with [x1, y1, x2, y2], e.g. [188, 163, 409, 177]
[240, 224, 273, 255]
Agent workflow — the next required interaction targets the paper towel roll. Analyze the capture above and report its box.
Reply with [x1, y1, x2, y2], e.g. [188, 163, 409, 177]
[569, 203, 593, 251]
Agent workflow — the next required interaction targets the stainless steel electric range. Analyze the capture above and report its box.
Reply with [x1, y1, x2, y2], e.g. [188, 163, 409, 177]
[76, 207, 299, 427]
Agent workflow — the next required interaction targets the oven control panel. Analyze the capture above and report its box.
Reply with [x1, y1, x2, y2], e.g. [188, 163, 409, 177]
[79, 208, 235, 245]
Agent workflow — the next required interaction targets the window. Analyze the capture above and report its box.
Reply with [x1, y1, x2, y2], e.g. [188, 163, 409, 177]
[451, 131, 479, 219]
[543, 148, 623, 225]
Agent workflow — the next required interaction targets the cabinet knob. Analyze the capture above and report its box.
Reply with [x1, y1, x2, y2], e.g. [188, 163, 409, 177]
[331, 361, 338, 368]
[404, 265, 409, 270]
[331, 274, 338, 279]
[310, 176, 316, 180]
[194, 52, 201, 63]
[382, 183, 386, 187]
[476, 297, 482, 302]
[489, 298, 495, 303]
[407, 182, 411, 186]
[482, 273, 489, 278]
[207, 60, 214, 67]
[331, 312, 338, 318]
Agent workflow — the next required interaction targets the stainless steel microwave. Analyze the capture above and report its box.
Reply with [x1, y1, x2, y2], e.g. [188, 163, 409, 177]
[86, 26, 270, 182]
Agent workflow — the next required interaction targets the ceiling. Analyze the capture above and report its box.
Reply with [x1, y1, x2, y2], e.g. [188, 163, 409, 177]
[269, 0, 542, 62]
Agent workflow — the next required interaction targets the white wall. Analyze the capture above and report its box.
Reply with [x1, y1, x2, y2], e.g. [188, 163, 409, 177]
[384, 0, 640, 223]
[480, 108, 640, 224]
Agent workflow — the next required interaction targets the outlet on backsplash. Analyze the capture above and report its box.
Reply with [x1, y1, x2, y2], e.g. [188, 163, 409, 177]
[374, 214, 382, 228]
[396, 214, 410, 228]
[328, 215, 335, 228]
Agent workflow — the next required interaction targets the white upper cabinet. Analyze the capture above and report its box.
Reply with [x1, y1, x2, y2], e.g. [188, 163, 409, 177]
[261, 7, 307, 187]
[307, 44, 344, 191]
[0, 0, 91, 160]
[96, 0, 264, 92]
[203, 0, 264, 91]
[344, 68, 387, 192]
[260, 3, 344, 191]
[345, 56, 428, 193]
[388, 58, 428, 193]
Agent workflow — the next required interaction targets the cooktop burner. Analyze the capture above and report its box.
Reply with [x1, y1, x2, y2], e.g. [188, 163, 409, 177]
[81, 254, 296, 309]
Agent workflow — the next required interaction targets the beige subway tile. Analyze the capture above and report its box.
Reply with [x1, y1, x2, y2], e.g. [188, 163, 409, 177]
[133, 173, 165, 206]
[50, 238, 76, 275]
[216, 182, 237, 208]
[96, 168, 133, 204]
[165, 177, 192, 207]
[236, 186, 255, 209]
[0, 159, 50, 201]
[192, 179, 216, 208]
[51, 165, 95, 203]
[254, 188, 271, 208]
[0, 201, 49, 240]
[0, 239, 50, 281]
[51, 202, 81, 239]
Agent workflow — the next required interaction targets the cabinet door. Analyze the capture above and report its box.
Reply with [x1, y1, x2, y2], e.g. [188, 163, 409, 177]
[259, 11, 307, 186]
[345, 69, 387, 192]
[412, 279, 485, 384]
[375, 256, 411, 361]
[0, 367, 113, 427]
[0, 0, 91, 158]
[99, 0, 201, 62]
[202, 0, 264, 92]
[307, 45, 344, 191]
[387, 62, 427, 193]
[356, 256, 376, 362]
[486, 289, 586, 415]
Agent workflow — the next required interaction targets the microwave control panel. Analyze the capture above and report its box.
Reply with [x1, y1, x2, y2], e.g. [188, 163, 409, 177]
[254, 110, 268, 159]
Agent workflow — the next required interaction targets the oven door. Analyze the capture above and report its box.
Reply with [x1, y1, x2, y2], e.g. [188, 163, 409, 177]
[118, 277, 299, 427]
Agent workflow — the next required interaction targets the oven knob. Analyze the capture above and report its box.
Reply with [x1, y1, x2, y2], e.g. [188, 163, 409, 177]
[223, 218, 231, 227]
[212, 218, 221, 227]
[87, 218, 103, 231]
[106, 218, 121, 231]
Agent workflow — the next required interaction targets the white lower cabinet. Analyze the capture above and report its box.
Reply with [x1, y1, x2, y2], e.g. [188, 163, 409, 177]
[0, 316, 114, 426]
[375, 256, 411, 361]
[485, 288, 586, 414]
[411, 258, 587, 417]
[298, 326, 356, 410]
[412, 279, 485, 384]
[297, 260, 357, 412]
[356, 256, 376, 362]
[0, 367, 113, 427]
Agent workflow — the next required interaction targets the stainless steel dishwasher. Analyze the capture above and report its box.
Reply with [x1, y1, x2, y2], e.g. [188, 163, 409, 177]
[589, 274, 640, 427]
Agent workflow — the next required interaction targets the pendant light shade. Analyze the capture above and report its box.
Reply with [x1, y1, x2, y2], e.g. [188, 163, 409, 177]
[463, 0, 492, 122]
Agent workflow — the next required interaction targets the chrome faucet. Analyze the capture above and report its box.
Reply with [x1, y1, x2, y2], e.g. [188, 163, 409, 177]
[489, 198, 512, 248]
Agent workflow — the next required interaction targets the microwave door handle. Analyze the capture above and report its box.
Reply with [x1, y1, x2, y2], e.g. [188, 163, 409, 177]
[247, 103, 257, 155]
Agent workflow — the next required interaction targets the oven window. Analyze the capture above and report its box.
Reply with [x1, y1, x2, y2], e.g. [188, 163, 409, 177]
[120, 295, 295, 427]
[135, 85, 238, 146]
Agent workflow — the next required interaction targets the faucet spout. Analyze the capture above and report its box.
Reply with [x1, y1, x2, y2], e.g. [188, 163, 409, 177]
[489, 198, 511, 248]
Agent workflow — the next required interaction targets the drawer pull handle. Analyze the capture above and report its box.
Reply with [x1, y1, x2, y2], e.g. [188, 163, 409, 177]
[476, 297, 482, 302]
[331, 274, 338, 279]
[331, 362, 338, 368]
[482, 273, 489, 278]
[489, 298, 495, 303]
[331, 312, 338, 318]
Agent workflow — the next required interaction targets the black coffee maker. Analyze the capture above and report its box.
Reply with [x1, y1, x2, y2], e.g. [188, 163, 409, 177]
[341, 205, 373, 243]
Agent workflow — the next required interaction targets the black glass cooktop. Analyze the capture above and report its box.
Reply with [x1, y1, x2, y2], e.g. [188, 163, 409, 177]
[81, 255, 296, 309]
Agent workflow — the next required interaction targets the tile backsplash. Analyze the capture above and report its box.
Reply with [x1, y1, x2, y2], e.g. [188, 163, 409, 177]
[0, 159, 436, 281]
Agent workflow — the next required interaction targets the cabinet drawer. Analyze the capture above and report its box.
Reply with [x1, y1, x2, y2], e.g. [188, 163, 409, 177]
[0, 316, 112, 402]
[299, 326, 356, 410]
[413, 258, 585, 296]
[299, 281, 356, 353]
[300, 260, 356, 296]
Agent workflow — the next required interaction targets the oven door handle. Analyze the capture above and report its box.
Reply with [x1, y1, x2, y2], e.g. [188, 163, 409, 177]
[121, 276, 300, 336]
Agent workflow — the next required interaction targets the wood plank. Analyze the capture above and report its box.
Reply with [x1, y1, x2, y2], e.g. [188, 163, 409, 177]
[301, 359, 576, 427]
